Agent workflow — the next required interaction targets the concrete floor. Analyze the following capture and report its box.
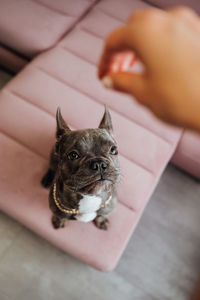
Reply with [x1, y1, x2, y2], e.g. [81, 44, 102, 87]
[0, 69, 200, 300]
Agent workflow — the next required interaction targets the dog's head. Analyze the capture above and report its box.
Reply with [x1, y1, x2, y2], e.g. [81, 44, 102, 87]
[55, 107, 120, 194]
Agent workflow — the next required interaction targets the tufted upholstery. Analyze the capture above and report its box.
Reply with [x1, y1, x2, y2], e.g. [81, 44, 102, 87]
[0, 0, 199, 271]
[0, 0, 97, 58]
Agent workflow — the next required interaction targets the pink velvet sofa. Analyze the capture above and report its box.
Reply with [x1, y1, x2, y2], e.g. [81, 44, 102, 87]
[0, 0, 199, 271]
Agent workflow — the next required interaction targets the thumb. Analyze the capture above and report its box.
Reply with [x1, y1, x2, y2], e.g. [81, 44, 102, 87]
[101, 72, 146, 100]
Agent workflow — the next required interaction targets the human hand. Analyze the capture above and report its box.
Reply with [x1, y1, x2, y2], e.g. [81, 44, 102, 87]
[98, 7, 200, 131]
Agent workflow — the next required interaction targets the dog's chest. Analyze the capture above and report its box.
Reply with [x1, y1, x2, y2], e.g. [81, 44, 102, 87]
[75, 195, 102, 223]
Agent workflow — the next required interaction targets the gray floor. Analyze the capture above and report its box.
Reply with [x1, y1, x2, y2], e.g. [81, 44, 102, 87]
[0, 69, 200, 300]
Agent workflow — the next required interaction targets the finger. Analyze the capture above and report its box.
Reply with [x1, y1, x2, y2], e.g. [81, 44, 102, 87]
[98, 26, 129, 79]
[98, 25, 150, 79]
[101, 72, 147, 100]
[98, 9, 168, 79]
[167, 6, 200, 33]
[127, 7, 164, 24]
[167, 6, 199, 19]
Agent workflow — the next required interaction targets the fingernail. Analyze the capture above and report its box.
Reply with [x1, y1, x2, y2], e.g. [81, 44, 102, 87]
[101, 76, 113, 89]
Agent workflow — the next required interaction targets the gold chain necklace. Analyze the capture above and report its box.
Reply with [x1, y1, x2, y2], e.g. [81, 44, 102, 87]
[53, 183, 112, 215]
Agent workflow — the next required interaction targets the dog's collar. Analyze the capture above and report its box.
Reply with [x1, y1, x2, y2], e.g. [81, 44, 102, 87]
[53, 183, 112, 215]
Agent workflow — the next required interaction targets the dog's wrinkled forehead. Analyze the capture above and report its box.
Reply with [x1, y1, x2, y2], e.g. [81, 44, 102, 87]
[64, 128, 115, 153]
[56, 106, 117, 156]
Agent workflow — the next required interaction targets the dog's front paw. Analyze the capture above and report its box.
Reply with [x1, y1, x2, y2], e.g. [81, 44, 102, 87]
[93, 216, 109, 230]
[41, 169, 55, 188]
[52, 215, 67, 229]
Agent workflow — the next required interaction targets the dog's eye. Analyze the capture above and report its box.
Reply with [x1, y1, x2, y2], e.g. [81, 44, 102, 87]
[110, 146, 118, 155]
[68, 151, 80, 160]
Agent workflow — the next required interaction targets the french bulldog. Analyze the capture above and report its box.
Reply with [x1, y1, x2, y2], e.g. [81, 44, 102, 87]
[41, 107, 120, 230]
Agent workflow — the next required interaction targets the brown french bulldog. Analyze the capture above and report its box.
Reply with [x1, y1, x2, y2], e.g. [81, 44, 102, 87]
[41, 107, 120, 230]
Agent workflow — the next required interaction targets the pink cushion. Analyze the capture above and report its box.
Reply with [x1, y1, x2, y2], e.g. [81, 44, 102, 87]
[95, 0, 152, 21]
[36, 0, 96, 15]
[0, 0, 97, 57]
[172, 130, 200, 178]
[0, 0, 183, 270]
[0, 130, 137, 272]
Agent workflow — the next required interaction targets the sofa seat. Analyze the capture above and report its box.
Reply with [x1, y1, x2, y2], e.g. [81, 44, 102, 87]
[0, 0, 97, 73]
[0, 0, 184, 271]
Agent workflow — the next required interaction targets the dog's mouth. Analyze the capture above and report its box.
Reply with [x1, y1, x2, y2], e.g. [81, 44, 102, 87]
[79, 176, 111, 193]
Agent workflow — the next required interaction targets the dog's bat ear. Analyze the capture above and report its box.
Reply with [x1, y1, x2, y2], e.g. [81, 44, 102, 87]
[98, 106, 113, 133]
[56, 107, 71, 139]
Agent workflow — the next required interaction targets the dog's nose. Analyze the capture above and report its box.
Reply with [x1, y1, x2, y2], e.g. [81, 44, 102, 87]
[90, 160, 107, 171]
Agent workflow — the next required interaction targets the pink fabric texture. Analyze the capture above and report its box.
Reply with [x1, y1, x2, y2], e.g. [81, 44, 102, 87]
[35, 0, 96, 15]
[172, 130, 200, 178]
[0, 0, 97, 58]
[0, 0, 184, 271]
